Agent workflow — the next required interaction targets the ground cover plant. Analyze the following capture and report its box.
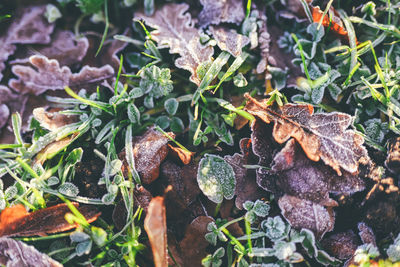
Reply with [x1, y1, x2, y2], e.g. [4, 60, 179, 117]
[1, 0, 400, 266]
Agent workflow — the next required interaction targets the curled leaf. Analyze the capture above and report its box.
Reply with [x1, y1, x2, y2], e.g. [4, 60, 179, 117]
[33, 108, 78, 132]
[9, 55, 114, 95]
[278, 194, 335, 239]
[0, 203, 100, 237]
[198, 0, 245, 27]
[0, 237, 62, 267]
[209, 26, 249, 57]
[167, 144, 195, 165]
[0, 5, 54, 81]
[135, 3, 214, 85]
[245, 94, 367, 175]
[144, 196, 167, 267]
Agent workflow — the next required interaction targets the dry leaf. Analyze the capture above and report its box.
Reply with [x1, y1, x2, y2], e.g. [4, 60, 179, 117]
[9, 55, 114, 95]
[209, 26, 249, 57]
[167, 144, 195, 165]
[198, 0, 245, 27]
[144, 196, 167, 267]
[0, 203, 100, 237]
[224, 138, 266, 209]
[269, 139, 365, 206]
[321, 231, 359, 260]
[0, 237, 62, 267]
[135, 3, 214, 85]
[36, 133, 79, 164]
[385, 137, 400, 174]
[179, 216, 214, 266]
[358, 222, 376, 246]
[0, 5, 54, 81]
[33, 108, 78, 131]
[278, 194, 335, 239]
[120, 127, 172, 184]
[0, 85, 27, 137]
[245, 94, 367, 175]
[11, 30, 89, 67]
[255, 10, 271, 74]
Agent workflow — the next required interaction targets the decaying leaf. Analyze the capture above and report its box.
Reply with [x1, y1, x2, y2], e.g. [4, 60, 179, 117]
[321, 231, 359, 260]
[36, 133, 79, 164]
[358, 222, 376, 246]
[224, 138, 266, 209]
[11, 30, 89, 67]
[0, 237, 62, 267]
[268, 139, 365, 206]
[9, 55, 114, 95]
[33, 108, 78, 132]
[245, 94, 367, 175]
[278, 194, 335, 239]
[144, 196, 167, 267]
[255, 9, 271, 74]
[179, 216, 215, 266]
[198, 0, 245, 27]
[120, 127, 172, 184]
[135, 3, 214, 85]
[0, 5, 54, 81]
[385, 137, 400, 174]
[0, 203, 100, 237]
[167, 144, 195, 165]
[209, 26, 249, 57]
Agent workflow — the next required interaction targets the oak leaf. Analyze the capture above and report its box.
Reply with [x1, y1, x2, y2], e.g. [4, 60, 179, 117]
[9, 55, 114, 95]
[198, 0, 245, 27]
[268, 139, 365, 206]
[244, 94, 367, 175]
[144, 196, 167, 267]
[209, 26, 249, 57]
[278, 194, 335, 239]
[0, 237, 62, 267]
[0, 5, 54, 81]
[135, 3, 214, 85]
[0, 203, 100, 237]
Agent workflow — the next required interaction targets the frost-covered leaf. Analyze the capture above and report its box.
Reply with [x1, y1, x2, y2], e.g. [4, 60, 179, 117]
[353, 244, 380, 265]
[224, 138, 265, 209]
[261, 216, 290, 241]
[267, 139, 365, 206]
[278, 194, 335, 239]
[198, 0, 245, 27]
[321, 231, 358, 260]
[387, 233, 400, 262]
[273, 241, 296, 261]
[120, 127, 171, 184]
[127, 103, 140, 124]
[0, 5, 54, 81]
[209, 26, 249, 57]
[245, 94, 367, 175]
[11, 30, 89, 67]
[33, 108, 78, 132]
[144, 196, 167, 267]
[135, 3, 214, 85]
[9, 55, 114, 95]
[385, 137, 400, 174]
[358, 222, 376, 246]
[58, 182, 79, 197]
[197, 154, 236, 204]
[164, 98, 179, 116]
[0, 203, 100, 237]
[0, 237, 62, 267]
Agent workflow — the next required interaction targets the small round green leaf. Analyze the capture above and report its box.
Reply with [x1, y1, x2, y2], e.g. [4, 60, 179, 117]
[164, 98, 179, 115]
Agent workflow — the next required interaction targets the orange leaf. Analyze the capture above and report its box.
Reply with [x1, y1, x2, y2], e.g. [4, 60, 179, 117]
[0, 203, 100, 237]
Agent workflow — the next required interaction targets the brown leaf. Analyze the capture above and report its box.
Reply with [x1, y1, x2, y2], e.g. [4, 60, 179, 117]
[321, 231, 359, 260]
[120, 127, 172, 184]
[278, 194, 335, 239]
[198, 0, 245, 27]
[0, 5, 54, 81]
[245, 94, 367, 175]
[144, 196, 167, 267]
[135, 3, 214, 85]
[268, 139, 365, 206]
[9, 55, 114, 95]
[0, 203, 100, 237]
[255, 9, 271, 74]
[167, 144, 195, 165]
[385, 137, 400, 174]
[33, 108, 78, 132]
[358, 222, 376, 246]
[0, 237, 62, 267]
[11, 30, 89, 67]
[209, 26, 249, 57]
[35, 133, 79, 164]
[178, 216, 214, 266]
[224, 138, 265, 209]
